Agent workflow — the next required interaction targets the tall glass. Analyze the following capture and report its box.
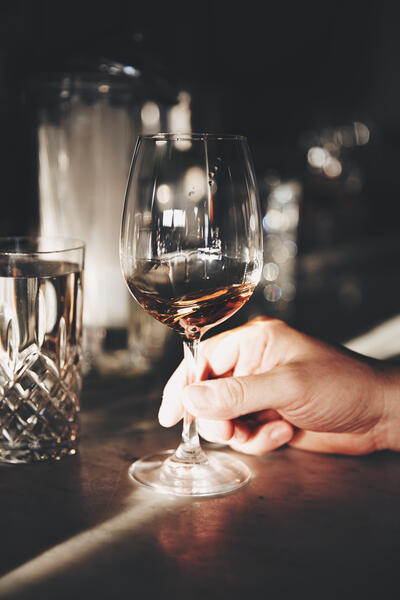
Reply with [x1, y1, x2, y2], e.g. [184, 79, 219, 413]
[0, 237, 84, 463]
[120, 134, 262, 496]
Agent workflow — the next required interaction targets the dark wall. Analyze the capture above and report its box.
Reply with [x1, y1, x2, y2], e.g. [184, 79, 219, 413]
[0, 0, 399, 249]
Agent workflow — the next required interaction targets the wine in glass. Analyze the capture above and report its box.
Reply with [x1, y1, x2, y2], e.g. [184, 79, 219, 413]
[120, 133, 262, 496]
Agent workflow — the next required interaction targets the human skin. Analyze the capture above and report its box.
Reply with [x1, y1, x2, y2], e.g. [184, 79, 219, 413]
[159, 318, 400, 455]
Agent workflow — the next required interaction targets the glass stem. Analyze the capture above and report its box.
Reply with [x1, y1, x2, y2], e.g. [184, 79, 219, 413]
[173, 338, 208, 464]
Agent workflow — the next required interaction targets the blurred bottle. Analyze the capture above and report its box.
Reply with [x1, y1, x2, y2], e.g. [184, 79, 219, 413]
[35, 54, 188, 375]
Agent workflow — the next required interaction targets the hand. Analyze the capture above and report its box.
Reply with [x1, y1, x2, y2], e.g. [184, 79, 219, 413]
[159, 318, 400, 455]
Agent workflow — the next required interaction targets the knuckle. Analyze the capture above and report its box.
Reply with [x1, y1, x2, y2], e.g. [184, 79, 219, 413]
[249, 316, 271, 325]
[255, 318, 289, 347]
[267, 318, 289, 335]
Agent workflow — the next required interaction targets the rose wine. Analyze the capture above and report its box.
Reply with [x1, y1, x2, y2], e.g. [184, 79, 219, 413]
[127, 251, 257, 337]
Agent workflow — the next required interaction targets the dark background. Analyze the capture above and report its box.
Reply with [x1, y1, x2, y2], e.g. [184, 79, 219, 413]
[1, 0, 400, 341]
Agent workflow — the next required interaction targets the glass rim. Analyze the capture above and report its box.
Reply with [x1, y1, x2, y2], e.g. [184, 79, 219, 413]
[0, 236, 85, 256]
[138, 132, 247, 142]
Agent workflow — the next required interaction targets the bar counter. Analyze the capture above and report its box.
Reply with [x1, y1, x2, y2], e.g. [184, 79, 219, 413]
[0, 369, 399, 600]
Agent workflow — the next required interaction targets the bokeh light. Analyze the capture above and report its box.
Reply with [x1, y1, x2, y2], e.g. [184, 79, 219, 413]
[264, 283, 282, 302]
[263, 262, 280, 281]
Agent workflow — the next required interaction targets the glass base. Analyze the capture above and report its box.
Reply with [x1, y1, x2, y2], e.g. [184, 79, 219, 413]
[128, 449, 251, 497]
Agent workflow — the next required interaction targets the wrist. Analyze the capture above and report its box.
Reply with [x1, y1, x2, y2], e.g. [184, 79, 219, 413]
[375, 365, 400, 451]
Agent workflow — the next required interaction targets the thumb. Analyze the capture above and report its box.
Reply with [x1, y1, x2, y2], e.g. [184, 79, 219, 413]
[182, 366, 298, 420]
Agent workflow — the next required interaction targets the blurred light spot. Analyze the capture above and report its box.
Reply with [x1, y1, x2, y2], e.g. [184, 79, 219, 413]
[263, 209, 287, 231]
[143, 211, 152, 225]
[58, 150, 69, 171]
[263, 262, 279, 281]
[264, 284, 282, 302]
[249, 215, 256, 232]
[156, 140, 167, 147]
[339, 126, 355, 147]
[184, 167, 206, 201]
[323, 141, 339, 154]
[60, 89, 69, 99]
[123, 65, 140, 76]
[168, 91, 192, 151]
[173, 209, 186, 227]
[162, 209, 173, 227]
[157, 184, 171, 204]
[271, 184, 293, 204]
[272, 243, 290, 264]
[108, 65, 121, 75]
[161, 210, 186, 227]
[175, 139, 192, 151]
[323, 156, 342, 178]
[284, 240, 298, 257]
[98, 84, 110, 94]
[307, 147, 330, 168]
[354, 121, 370, 145]
[333, 129, 344, 146]
[285, 206, 299, 229]
[263, 206, 298, 232]
[141, 102, 160, 127]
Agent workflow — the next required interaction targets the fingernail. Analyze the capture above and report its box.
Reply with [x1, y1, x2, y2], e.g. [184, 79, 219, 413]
[270, 422, 292, 445]
[183, 383, 214, 412]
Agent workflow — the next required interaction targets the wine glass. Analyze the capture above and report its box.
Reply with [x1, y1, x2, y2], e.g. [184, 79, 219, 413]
[120, 133, 263, 496]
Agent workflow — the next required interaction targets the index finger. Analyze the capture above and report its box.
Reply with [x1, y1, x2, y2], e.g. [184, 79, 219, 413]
[202, 317, 290, 377]
[160, 317, 285, 427]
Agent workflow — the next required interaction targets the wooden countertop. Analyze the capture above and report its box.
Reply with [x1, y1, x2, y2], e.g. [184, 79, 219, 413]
[0, 372, 400, 600]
